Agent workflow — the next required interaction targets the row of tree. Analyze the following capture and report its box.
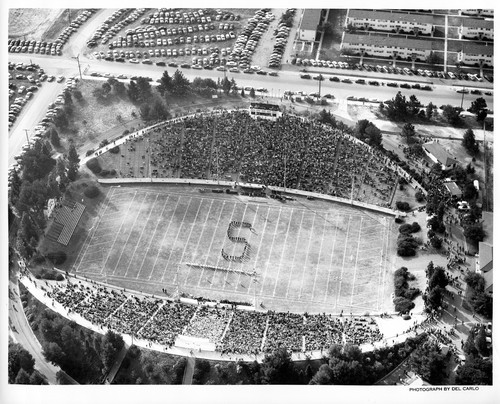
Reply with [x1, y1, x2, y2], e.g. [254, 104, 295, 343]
[423, 261, 448, 313]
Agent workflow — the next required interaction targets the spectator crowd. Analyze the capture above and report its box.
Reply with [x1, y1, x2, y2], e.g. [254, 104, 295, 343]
[45, 280, 384, 356]
[99, 111, 399, 208]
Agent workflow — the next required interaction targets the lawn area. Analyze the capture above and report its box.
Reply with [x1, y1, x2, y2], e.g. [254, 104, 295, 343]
[318, 9, 346, 61]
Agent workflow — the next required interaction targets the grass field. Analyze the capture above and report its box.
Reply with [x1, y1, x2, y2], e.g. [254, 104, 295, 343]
[73, 184, 396, 314]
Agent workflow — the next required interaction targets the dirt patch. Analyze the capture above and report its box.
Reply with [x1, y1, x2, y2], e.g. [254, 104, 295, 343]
[9, 9, 64, 40]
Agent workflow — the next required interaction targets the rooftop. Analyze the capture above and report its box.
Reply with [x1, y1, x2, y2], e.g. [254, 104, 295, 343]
[460, 17, 494, 29]
[250, 102, 281, 111]
[478, 241, 493, 273]
[448, 39, 494, 56]
[444, 182, 462, 196]
[300, 9, 322, 32]
[342, 33, 437, 51]
[348, 9, 434, 25]
[422, 142, 458, 166]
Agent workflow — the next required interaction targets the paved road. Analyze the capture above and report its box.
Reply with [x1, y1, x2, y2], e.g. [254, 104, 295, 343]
[8, 278, 78, 385]
[182, 357, 196, 385]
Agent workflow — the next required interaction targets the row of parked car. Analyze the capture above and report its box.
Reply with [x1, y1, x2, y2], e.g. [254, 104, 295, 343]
[108, 31, 235, 50]
[143, 9, 218, 25]
[87, 9, 134, 47]
[268, 12, 294, 69]
[230, 9, 274, 70]
[297, 58, 494, 83]
[8, 38, 62, 55]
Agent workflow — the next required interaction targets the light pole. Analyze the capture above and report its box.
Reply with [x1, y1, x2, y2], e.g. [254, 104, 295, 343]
[72, 54, 82, 80]
[23, 129, 29, 145]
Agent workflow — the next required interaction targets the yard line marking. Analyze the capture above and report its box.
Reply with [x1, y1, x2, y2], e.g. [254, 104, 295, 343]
[196, 200, 227, 288]
[74, 186, 116, 273]
[136, 194, 170, 279]
[375, 219, 386, 311]
[110, 192, 149, 276]
[272, 208, 293, 297]
[100, 190, 138, 275]
[148, 196, 181, 281]
[233, 204, 260, 292]
[209, 202, 237, 288]
[161, 197, 193, 283]
[324, 212, 340, 304]
[285, 210, 305, 299]
[258, 207, 282, 296]
[335, 215, 352, 308]
[173, 197, 204, 285]
[379, 217, 391, 312]
[223, 203, 249, 288]
[311, 212, 328, 301]
[123, 193, 159, 278]
[248, 206, 271, 298]
[183, 199, 214, 287]
[349, 218, 364, 307]
[298, 212, 316, 300]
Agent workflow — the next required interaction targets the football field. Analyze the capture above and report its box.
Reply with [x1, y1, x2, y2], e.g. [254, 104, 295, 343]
[73, 185, 396, 314]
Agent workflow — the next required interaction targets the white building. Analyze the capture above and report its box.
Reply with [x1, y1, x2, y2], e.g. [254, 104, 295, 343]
[298, 9, 322, 42]
[422, 142, 459, 170]
[341, 33, 434, 60]
[457, 41, 494, 66]
[459, 17, 494, 40]
[346, 9, 434, 35]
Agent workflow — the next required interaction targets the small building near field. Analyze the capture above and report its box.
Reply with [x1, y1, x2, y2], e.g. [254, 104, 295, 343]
[422, 142, 459, 170]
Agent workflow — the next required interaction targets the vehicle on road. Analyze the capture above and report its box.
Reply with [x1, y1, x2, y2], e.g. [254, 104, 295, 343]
[56, 75, 64, 83]
[329, 76, 339, 82]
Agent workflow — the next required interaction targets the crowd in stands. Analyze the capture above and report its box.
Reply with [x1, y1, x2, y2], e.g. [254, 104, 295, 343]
[184, 305, 232, 343]
[101, 112, 398, 208]
[46, 279, 385, 356]
[137, 301, 196, 347]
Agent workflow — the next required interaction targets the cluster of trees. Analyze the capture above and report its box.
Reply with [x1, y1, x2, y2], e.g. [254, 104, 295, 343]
[353, 119, 382, 148]
[52, 91, 75, 130]
[8, 342, 48, 384]
[456, 325, 492, 385]
[393, 266, 420, 313]
[92, 78, 127, 104]
[395, 201, 411, 211]
[468, 97, 488, 123]
[423, 262, 448, 313]
[382, 92, 423, 121]
[316, 109, 352, 134]
[464, 272, 492, 318]
[409, 341, 449, 384]
[22, 287, 124, 383]
[396, 220, 421, 257]
[463, 223, 485, 243]
[310, 336, 426, 385]
[441, 105, 462, 126]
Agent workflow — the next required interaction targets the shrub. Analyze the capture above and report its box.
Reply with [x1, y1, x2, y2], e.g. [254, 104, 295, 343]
[86, 149, 95, 157]
[396, 201, 411, 211]
[393, 297, 415, 313]
[56, 273, 64, 281]
[430, 236, 442, 249]
[86, 158, 102, 174]
[410, 222, 421, 232]
[415, 190, 425, 203]
[399, 224, 413, 234]
[404, 288, 421, 300]
[109, 145, 120, 154]
[99, 139, 109, 148]
[46, 251, 67, 265]
[84, 185, 100, 199]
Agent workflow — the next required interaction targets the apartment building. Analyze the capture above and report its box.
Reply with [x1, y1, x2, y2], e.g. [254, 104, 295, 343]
[298, 9, 322, 42]
[457, 41, 494, 66]
[459, 17, 494, 40]
[341, 33, 435, 60]
[346, 9, 434, 35]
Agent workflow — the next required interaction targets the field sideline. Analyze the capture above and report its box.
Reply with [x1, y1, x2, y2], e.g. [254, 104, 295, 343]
[73, 185, 396, 314]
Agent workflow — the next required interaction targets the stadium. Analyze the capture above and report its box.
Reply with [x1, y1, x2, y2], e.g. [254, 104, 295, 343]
[41, 109, 410, 357]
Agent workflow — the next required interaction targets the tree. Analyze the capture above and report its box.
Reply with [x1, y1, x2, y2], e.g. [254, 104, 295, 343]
[408, 95, 420, 116]
[49, 127, 61, 147]
[127, 81, 140, 103]
[455, 357, 492, 385]
[250, 88, 256, 98]
[409, 342, 447, 384]
[14, 368, 31, 384]
[386, 91, 408, 120]
[73, 89, 83, 102]
[429, 266, 448, 289]
[16, 180, 49, 215]
[354, 119, 382, 148]
[415, 189, 425, 203]
[442, 105, 461, 125]
[309, 363, 333, 384]
[462, 129, 479, 155]
[425, 102, 435, 120]
[401, 123, 416, 144]
[9, 168, 22, 205]
[101, 331, 125, 372]
[430, 236, 442, 249]
[465, 272, 486, 294]
[43, 341, 65, 365]
[171, 70, 190, 96]
[222, 77, 232, 95]
[8, 343, 35, 383]
[468, 97, 487, 122]
[29, 370, 47, 385]
[157, 70, 172, 96]
[241, 88, 245, 97]
[261, 348, 298, 384]
[426, 52, 439, 66]
[463, 224, 485, 242]
[68, 144, 80, 165]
